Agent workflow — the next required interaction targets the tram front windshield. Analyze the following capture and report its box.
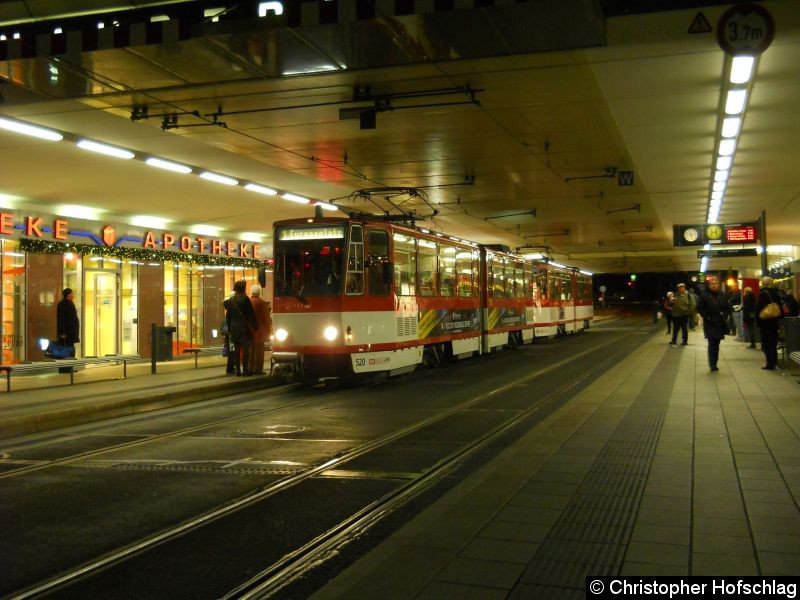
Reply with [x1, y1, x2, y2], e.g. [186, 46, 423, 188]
[274, 225, 346, 297]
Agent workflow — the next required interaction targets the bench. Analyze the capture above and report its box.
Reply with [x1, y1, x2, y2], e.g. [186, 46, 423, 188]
[180, 346, 223, 368]
[0, 355, 142, 392]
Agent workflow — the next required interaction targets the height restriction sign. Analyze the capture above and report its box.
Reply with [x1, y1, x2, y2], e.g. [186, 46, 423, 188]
[717, 4, 775, 56]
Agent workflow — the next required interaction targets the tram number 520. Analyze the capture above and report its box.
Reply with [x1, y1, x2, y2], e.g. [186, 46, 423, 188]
[355, 358, 366, 367]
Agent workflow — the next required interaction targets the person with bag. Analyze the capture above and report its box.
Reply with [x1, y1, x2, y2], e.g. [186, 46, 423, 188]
[663, 292, 674, 334]
[248, 284, 270, 375]
[54, 288, 79, 358]
[741, 287, 757, 349]
[755, 276, 783, 370]
[696, 276, 731, 372]
[224, 280, 258, 376]
[669, 283, 695, 346]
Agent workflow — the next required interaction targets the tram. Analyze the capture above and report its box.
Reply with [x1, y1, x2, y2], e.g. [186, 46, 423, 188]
[270, 215, 593, 382]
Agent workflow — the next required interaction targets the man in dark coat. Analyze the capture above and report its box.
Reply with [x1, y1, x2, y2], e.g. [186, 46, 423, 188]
[224, 280, 258, 376]
[755, 276, 783, 370]
[56, 288, 80, 346]
[696, 276, 730, 372]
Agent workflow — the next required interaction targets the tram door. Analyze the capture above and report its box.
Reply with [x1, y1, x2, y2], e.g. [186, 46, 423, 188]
[84, 272, 119, 357]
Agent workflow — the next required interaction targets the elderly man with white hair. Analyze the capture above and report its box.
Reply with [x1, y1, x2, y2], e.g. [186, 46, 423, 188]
[248, 284, 271, 375]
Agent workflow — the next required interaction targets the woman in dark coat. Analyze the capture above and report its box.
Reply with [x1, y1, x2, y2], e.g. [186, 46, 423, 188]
[741, 287, 757, 349]
[696, 276, 730, 372]
[755, 276, 782, 370]
[223, 280, 258, 376]
[56, 288, 80, 346]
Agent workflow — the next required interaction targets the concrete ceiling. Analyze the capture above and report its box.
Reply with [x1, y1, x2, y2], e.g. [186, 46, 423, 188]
[0, 0, 798, 274]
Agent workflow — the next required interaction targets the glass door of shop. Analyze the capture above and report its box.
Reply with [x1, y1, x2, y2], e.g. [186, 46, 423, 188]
[84, 272, 119, 357]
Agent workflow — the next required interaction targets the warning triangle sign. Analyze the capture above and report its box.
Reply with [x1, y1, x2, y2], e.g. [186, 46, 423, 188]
[688, 12, 712, 34]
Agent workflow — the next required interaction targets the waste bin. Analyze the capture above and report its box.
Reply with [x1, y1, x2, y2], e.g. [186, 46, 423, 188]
[153, 325, 177, 361]
[784, 317, 800, 354]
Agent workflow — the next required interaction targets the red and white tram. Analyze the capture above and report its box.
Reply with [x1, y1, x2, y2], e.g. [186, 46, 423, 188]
[270, 216, 593, 382]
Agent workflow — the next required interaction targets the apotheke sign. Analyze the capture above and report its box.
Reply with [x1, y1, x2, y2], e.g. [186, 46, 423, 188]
[0, 212, 264, 259]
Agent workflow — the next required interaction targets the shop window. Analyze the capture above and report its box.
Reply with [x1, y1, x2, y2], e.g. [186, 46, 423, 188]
[2, 241, 26, 364]
[121, 260, 138, 355]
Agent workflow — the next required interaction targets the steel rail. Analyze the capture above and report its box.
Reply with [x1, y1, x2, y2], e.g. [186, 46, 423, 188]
[0, 385, 301, 479]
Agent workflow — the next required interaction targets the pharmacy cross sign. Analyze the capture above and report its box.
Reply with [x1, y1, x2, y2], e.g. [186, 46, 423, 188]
[717, 4, 775, 56]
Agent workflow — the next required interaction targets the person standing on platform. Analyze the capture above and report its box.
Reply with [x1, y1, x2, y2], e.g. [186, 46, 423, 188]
[56, 288, 80, 353]
[669, 283, 695, 346]
[784, 290, 799, 317]
[248, 284, 270, 375]
[741, 287, 757, 349]
[663, 292, 674, 335]
[755, 276, 783, 371]
[697, 276, 730, 372]
[688, 286, 700, 331]
[225, 280, 258, 376]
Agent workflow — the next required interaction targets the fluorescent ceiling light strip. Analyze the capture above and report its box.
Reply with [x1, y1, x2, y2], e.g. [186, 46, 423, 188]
[716, 156, 732, 171]
[76, 139, 134, 159]
[712, 181, 727, 192]
[282, 193, 310, 204]
[199, 171, 238, 186]
[146, 157, 191, 174]
[245, 183, 278, 196]
[711, 190, 724, 201]
[718, 139, 736, 156]
[730, 56, 755, 84]
[714, 170, 729, 182]
[316, 202, 338, 211]
[0, 117, 63, 141]
[725, 89, 747, 115]
[721, 117, 741, 138]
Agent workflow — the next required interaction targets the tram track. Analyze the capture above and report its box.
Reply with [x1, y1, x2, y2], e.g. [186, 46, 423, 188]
[0, 385, 306, 479]
[6, 327, 640, 600]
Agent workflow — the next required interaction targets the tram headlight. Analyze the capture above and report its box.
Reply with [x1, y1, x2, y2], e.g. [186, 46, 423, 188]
[323, 326, 338, 341]
[274, 328, 289, 342]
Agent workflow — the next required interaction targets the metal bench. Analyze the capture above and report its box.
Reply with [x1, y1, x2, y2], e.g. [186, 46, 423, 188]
[180, 346, 223, 368]
[0, 355, 142, 392]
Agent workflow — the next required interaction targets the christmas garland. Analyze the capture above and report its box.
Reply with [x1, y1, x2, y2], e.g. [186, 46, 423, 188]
[19, 238, 270, 269]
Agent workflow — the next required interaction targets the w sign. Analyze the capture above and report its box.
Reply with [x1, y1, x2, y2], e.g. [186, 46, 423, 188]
[618, 171, 634, 186]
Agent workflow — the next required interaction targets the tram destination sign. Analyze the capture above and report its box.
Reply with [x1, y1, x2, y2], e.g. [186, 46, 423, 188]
[673, 222, 759, 246]
[697, 248, 758, 258]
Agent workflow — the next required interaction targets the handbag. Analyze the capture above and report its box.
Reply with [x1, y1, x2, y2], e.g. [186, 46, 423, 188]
[759, 302, 781, 320]
[46, 340, 76, 359]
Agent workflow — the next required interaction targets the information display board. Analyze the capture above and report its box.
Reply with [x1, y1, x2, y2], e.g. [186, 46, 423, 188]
[673, 222, 759, 246]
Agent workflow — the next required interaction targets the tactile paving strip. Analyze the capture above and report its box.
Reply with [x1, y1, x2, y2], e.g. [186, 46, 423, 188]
[518, 351, 679, 592]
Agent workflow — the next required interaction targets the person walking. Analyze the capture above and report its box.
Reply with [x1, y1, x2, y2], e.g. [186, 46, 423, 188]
[755, 276, 783, 370]
[669, 283, 695, 346]
[224, 280, 258, 376]
[688, 287, 700, 331]
[741, 287, 757, 348]
[56, 288, 80, 354]
[248, 284, 271, 375]
[663, 292, 674, 335]
[696, 276, 731, 372]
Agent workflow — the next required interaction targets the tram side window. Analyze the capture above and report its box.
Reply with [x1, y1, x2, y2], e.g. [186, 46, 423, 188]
[525, 265, 534, 299]
[512, 261, 525, 298]
[418, 239, 437, 297]
[439, 245, 456, 296]
[367, 230, 390, 296]
[563, 275, 573, 300]
[393, 234, 416, 296]
[346, 226, 364, 294]
[456, 250, 473, 297]
[490, 256, 507, 298]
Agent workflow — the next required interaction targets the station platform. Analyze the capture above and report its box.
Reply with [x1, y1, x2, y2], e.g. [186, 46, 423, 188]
[311, 333, 800, 598]
[1, 325, 798, 597]
[0, 353, 267, 440]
